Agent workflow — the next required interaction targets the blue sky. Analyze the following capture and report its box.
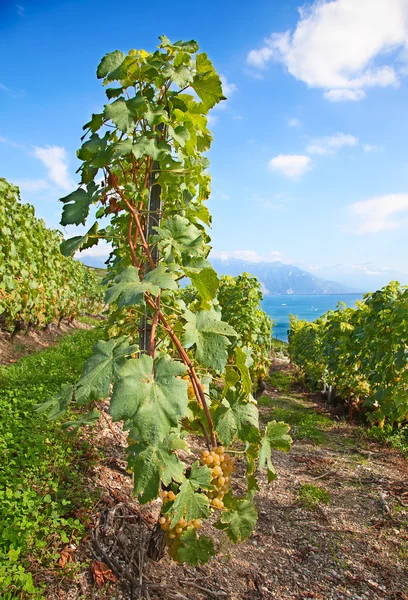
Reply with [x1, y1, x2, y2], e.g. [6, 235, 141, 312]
[1, 0, 408, 281]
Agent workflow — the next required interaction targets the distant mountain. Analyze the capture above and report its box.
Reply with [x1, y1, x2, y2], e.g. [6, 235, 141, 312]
[210, 259, 361, 295]
[305, 263, 408, 293]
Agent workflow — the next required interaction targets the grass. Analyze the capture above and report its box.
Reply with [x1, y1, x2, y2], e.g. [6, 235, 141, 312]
[270, 338, 289, 356]
[259, 369, 333, 445]
[0, 326, 105, 598]
[297, 483, 331, 509]
[268, 370, 296, 393]
[366, 424, 408, 455]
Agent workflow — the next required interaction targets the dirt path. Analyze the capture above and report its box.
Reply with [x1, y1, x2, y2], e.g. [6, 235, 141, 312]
[44, 360, 408, 600]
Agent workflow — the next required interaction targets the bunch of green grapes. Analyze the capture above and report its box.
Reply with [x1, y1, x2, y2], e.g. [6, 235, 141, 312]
[159, 491, 202, 556]
[200, 446, 236, 509]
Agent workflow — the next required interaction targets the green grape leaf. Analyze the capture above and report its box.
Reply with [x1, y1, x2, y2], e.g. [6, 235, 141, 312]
[182, 309, 237, 372]
[213, 390, 260, 446]
[97, 50, 126, 79]
[60, 188, 93, 226]
[127, 435, 185, 504]
[163, 63, 193, 87]
[105, 266, 177, 308]
[110, 354, 188, 442]
[177, 529, 215, 566]
[60, 222, 99, 257]
[192, 53, 226, 110]
[155, 215, 205, 260]
[104, 98, 132, 132]
[131, 136, 168, 160]
[62, 409, 101, 434]
[75, 337, 137, 405]
[215, 494, 257, 543]
[184, 263, 219, 302]
[258, 421, 292, 482]
[234, 346, 252, 395]
[169, 461, 212, 526]
[36, 384, 74, 420]
[106, 87, 123, 99]
[83, 112, 104, 133]
[168, 124, 190, 147]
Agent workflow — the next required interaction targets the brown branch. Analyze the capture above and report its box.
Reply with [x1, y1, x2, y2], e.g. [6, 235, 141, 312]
[114, 185, 156, 271]
[149, 292, 160, 358]
[145, 294, 216, 448]
[127, 214, 139, 269]
[95, 401, 123, 445]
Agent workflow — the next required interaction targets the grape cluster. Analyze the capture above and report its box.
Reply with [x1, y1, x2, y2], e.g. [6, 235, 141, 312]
[159, 490, 201, 541]
[200, 446, 236, 509]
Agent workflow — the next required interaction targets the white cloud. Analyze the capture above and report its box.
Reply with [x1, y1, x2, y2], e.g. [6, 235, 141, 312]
[207, 114, 218, 126]
[211, 250, 264, 262]
[221, 75, 238, 97]
[33, 146, 74, 191]
[14, 178, 49, 193]
[0, 135, 25, 149]
[287, 117, 302, 128]
[16, 4, 25, 16]
[306, 132, 358, 155]
[247, 0, 408, 101]
[363, 143, 381, 152]
[210, 249, 286, 263]
[323, 89, 367, 102]
[268, 154, 312, 178]
[350, 193, 408, 233]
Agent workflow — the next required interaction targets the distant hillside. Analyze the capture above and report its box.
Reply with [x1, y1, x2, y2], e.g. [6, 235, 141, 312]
[210, 259, 361, 295]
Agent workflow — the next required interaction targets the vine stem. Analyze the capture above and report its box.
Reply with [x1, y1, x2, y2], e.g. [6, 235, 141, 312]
[108, 161, 217, 449]
[145, 293, 217, 448]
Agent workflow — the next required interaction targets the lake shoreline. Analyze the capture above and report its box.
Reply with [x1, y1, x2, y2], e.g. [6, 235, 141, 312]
[262, 293, 363, 342]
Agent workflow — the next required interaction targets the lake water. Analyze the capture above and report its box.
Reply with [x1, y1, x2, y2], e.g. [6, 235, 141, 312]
[262, 294, 363, 342]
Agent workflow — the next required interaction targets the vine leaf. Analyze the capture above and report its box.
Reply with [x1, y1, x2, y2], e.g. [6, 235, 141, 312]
[75, 337, 137, 405]
[258, 420, 292, 482]
[130, 136, 168, 160]
[213, 390, 260, 446]
[169, 461, 213, 526]
[177, 529, 215, 565]
[215, 494, 257, 543]
[154, 215, 205, 260]
[62, 409, 101, 434]
[182, 309, 237, 372]
[234, 346, 252, 395]
[97, 50, 126, 79]
[104, 98, 133, 132]
[105, 266, 177, 308]
[60, 222, 99, 257]
[60, 188, 94, 226]
[183, 260, 219, 302]
[192, 53, 226, 110]
[110, 354, 188, 442]
[35, 383, 74, 420]
[127, 435, 186, 504]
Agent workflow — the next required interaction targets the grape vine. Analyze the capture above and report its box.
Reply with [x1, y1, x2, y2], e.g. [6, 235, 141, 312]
[0, 178, 102, 332]
[42, 36, 292, 565]
[289, 281, 408, 426]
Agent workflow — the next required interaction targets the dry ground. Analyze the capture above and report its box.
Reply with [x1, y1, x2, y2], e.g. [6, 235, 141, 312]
[40, 360, 408, 600]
